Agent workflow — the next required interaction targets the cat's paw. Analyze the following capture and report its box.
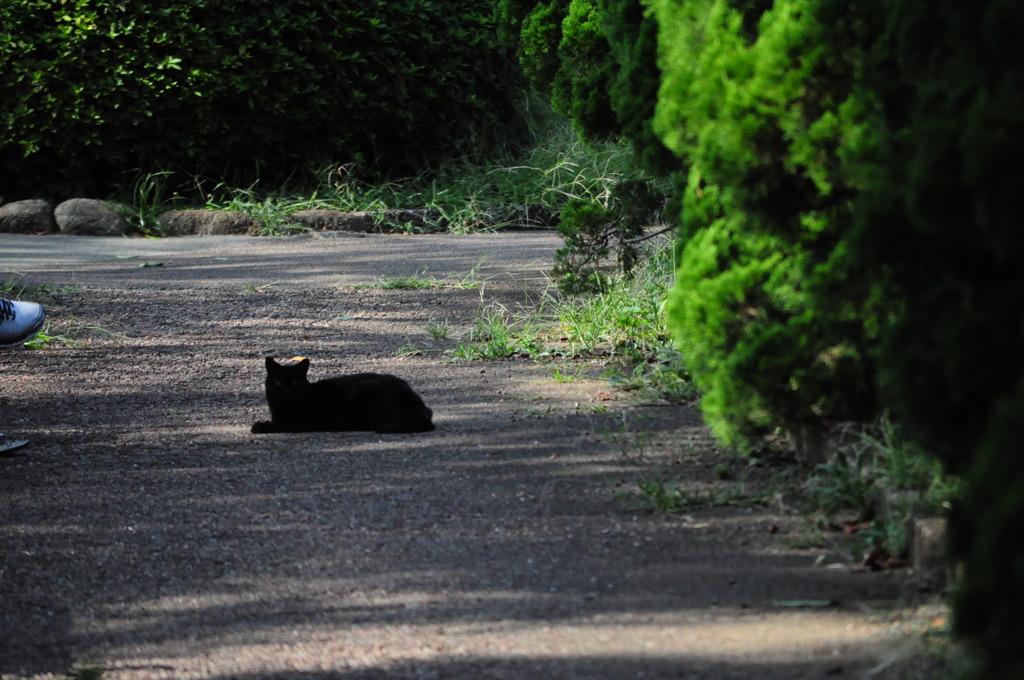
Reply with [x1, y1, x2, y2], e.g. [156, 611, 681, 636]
[251, 421, 275, 434]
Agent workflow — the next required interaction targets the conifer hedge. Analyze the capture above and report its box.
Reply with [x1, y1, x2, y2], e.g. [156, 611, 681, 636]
[1, 0, 521, 197]
[513, 1, 1024, 675]
[650, 1, 1024, 676]
[852, 3, 1024, 676]
[654, 0, 884, 452]
[499, 0, 673, 168]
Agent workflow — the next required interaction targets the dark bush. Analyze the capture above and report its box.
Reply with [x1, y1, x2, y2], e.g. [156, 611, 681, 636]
[850, 2, 1024, 676]
[598, 0, 677, 174]
[951, 379, 1024, 679]
[0, 0, 523, 199]
[509, 0, 666, 147]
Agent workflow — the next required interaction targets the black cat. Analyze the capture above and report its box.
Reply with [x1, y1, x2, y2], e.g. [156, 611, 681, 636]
[251, 357, 435, 434]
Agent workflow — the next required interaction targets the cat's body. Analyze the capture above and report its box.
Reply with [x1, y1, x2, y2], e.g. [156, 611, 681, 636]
[251, 357, 434, 434]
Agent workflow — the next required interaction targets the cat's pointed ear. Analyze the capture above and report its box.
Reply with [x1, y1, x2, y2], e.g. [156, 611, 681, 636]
[297, 358, 310, 375]
[265, 356, 280, 372]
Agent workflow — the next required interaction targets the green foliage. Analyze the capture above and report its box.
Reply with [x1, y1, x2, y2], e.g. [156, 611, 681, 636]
[649, 0, 1024, 675]
[553, 242, 674, 361]
[598, 0, 678, 173]
[632, 477, 689, 514]
[358, 269, 483, 291]
[607, 348, 699, 403]
[515, 0, 621, 141]
[843, 3, 1024, 677]
[426, 319, 451, 341]
[450, 302, 544, 360]
[654, 0, 881, 452]
[552, 199, 616, 293]
[510, 0, 669, 149]
[622, 470, 767, 514]
[852, 1, 1024, 477]
[804, 418, 961, 558]
[116, 170, 182, 236]
[98, 114, 637, 235]
[493, 0, 541, 48]
[518, 0, 571, 94]
[551, 0, 617, 139]
[1, 0, 523, 198]
[552, 178, 665, 294]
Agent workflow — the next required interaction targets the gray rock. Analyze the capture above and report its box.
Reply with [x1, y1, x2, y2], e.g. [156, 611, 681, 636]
[55, 198, 130, 235]
[157, 210, 257, 236]
[0, 199, 58, 234]
[286, 210, 374, 232]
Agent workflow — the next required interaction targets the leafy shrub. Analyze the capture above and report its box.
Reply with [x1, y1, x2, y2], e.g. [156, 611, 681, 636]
[516, 0, 571, 95]
[508, 0, 668, 151]
[648, 0, 1024, 674]
[551, 178, 664, 294]
[846, 3, 1024, 677]
[550, 0, 617, 139]
[655, 0, 883, 453]
[598, 0, 677, 174]
[0, 0, 523, 198]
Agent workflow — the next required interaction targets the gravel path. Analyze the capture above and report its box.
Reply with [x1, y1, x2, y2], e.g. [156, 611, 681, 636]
[1, 233, 917, 679]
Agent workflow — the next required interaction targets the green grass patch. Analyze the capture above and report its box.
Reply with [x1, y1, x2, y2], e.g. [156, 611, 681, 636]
[618, 472, 771, 515]
[449, 301, 546, 360]
[107, 118, 643, 236]
[802, 416, 962, 559]
[450, 241, 696, 403]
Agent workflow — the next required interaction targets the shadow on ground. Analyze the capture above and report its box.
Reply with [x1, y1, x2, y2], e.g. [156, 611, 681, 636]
[0, 248, 911, 679]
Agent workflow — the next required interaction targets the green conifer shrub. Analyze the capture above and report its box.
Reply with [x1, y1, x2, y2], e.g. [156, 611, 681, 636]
[654, 0, 883, 453]
[848, 3, 1024, 676]
[514, 0, 617, 140]
[550, 0, 617, 139]
[598, 0, 677, 174]
[516, 0, 571, 95]
[552, 178, 663, 293]
[650, 0, 1024, 673]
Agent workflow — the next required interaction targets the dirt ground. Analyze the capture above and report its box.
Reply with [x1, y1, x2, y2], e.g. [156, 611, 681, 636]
[1, 232, 933, 679]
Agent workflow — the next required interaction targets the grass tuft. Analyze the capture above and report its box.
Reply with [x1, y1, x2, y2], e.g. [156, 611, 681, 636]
[105, 119, 642, 236]
[802, 416, 962, 558]
[450, 240, 695, 403]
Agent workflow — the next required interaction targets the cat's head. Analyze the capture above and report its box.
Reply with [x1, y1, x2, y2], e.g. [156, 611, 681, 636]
[264, 356, 311, 395]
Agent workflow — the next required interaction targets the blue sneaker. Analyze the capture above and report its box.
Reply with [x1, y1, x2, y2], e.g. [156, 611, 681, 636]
[0, 298, 45, 348]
